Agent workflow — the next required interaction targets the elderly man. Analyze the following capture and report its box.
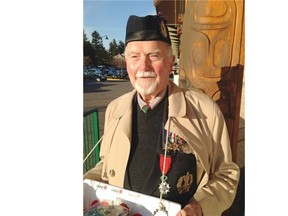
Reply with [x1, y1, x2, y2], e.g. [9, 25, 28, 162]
[84, 14, 240, 216]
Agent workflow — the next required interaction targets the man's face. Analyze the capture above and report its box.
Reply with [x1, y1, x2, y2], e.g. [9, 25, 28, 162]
[125, 41, 175, 101]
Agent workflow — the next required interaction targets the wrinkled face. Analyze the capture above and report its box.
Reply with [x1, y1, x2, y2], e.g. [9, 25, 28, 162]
[125, 41, 175, 101]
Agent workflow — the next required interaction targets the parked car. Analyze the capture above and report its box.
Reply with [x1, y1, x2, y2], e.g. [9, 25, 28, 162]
[111, 71, 122, 78]
[103, 67, 116, 77]
[84, 69, 107, 82]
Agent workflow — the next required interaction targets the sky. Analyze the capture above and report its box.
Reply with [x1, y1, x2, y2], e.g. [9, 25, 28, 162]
[84, 0, 156, 49]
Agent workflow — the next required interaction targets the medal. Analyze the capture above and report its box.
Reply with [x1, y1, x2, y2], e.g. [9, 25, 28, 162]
[158, 154, 171, 194]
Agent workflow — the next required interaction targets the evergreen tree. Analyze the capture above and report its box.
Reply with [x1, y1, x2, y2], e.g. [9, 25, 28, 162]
[117, 41, 125, 54]
[83, 29, 125, 67]
[108, 39, 119, 56]
[91, 31, 109, 66]
[83, 30, 95, 67]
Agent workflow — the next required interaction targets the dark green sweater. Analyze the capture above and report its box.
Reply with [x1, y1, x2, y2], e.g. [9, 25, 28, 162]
[125, 96, 166, 193]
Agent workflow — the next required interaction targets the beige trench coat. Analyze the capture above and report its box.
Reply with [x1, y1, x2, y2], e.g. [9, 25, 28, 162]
[84, 81, 240, 216]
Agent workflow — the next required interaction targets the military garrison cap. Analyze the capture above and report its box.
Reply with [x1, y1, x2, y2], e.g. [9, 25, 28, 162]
[125, 15, 171, 46]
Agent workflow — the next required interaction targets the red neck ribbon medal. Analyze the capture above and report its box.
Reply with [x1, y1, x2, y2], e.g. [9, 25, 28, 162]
[158, 154, 171, 194]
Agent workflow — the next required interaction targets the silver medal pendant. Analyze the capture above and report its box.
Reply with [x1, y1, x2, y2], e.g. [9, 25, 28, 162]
[158, 181, 170, 194]
[158, 175, 170, 194]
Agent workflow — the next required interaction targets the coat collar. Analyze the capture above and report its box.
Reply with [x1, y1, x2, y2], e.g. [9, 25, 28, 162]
[111, 89, 137, 120]
[167, 81, 187, 117]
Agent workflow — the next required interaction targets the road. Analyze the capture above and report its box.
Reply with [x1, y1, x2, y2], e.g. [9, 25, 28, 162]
[83, 79, 133, 136]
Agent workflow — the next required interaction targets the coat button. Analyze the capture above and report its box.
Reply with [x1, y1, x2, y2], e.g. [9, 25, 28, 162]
[109, 169, 115, 177]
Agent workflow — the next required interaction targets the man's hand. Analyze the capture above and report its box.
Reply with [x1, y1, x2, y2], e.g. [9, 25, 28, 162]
[176, 200, 203, 216]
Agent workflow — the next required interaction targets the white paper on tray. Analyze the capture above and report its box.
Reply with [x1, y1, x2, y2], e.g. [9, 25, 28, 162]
[83, 179, 181, 215]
